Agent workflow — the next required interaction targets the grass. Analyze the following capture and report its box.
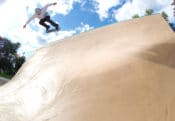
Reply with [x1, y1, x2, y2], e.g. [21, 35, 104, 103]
[0, 73, 12, 79]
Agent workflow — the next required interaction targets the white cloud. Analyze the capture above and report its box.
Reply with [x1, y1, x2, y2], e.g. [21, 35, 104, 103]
[18, 29, 77, 58]
[0, 0, 5, 5]
[76, 23, 94, 33]
[0, 0, 82, 58]
[24, 0, 82, 15]
[158, 2, 174, 23]
[92, 0, 121, 20]
[114, 0, 173, 22]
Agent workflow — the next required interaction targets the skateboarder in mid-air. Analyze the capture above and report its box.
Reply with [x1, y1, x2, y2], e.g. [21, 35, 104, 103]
[23, 2, 59, 33]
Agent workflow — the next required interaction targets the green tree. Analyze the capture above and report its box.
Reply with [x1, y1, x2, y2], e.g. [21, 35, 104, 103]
[14, 55, 25, 73]
[145, 9, 154, 16]
[132, 14, 140, 19]
[0, 37, 25, 77]
[161, 11, 169, 22]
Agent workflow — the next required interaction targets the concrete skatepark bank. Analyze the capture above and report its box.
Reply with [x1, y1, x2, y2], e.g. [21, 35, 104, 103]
[0, 15, 175, 121]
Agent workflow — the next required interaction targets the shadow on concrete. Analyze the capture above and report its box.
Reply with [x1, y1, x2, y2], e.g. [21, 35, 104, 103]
[0, 77, 9, 86]
[0, 80, 8, 86]
[139, 42, 175, 69]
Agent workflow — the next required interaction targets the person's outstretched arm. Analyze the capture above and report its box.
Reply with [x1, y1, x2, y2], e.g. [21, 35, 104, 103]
[41, 2, 57, 13]
[44, 2, 57, 9]
[23, 15, 36, 29]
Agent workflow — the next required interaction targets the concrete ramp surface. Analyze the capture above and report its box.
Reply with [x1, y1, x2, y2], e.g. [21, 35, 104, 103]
[0, 15, 175, 121]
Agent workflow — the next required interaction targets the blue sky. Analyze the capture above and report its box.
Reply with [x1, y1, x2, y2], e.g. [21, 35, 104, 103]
[0, 0, 174, 58]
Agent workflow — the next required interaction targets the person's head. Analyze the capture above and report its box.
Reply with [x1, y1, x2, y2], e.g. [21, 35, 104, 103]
[35, 8, 41, 14]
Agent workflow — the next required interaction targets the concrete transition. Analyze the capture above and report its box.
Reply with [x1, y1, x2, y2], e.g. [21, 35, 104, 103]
[0, 15, 175, 121]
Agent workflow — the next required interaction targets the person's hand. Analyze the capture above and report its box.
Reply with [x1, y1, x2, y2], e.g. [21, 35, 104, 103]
[23, 24, 26, 29]
[53, 2, 57, 5]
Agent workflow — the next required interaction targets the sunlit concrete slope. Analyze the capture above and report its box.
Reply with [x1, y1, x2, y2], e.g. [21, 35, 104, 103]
[0, 15, 175, 121]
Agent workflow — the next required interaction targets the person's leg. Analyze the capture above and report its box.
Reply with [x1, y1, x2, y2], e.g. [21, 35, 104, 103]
[45, 16, 59, 30]
[39, 18, 50, 32]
